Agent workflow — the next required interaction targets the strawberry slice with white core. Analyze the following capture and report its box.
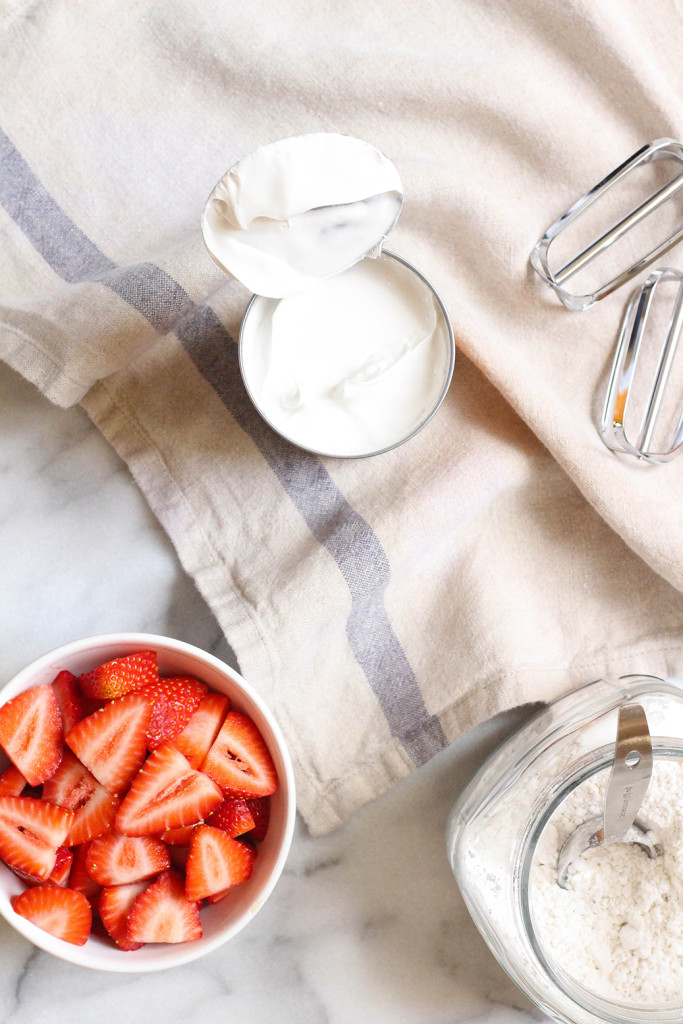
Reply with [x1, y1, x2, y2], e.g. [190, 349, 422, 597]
[144, 677, 208, 751]
[0, 684, 62, 786]
[12, 845, 73, 888]
[185, 825, 256, 902]
[0, 765, 27, 797]
[78, 650, 158, 701]
[42, 748, 119, 846]
[12, 885, 92, 946]
[202, 712, 278, 798]
[66, 693, 152, 795]
[0, 796, 73, 881]
[85, 832, 171, 886]
[99, 880, 148, 951]
[172, 691, 229, 769]
[126, 869, 202, 944]
[116, 742, 222, 837]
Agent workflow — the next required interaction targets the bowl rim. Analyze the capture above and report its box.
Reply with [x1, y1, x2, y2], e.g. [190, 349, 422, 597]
[0, 632, 296, 972]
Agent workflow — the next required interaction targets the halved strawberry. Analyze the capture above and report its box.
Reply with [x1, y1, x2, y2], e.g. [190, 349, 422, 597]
[0, 684, 62, 786]
[0, 796, 73, 881]
[85, 832, 170, 886]
[144, 677, 208, 751]
[78, 650, 158, 701]
[50, 845, 73, 885]
[12, 885, 91, 945]
[66, 693, 152, 795]
[202, 712, 278, 798]
[51, 670, 90, 735]
[0, 765, 27, 797]
[69, 842, 101, 898]
[116, 743, 222, 837]
[172, 692, 229, 768]
[207, 797, 255, 838]
[12, 845, 73, 888]
[245, 797, 270, 842]
[185, 825, 255, 902]
[126, 869, 202, 944]
[159, 824, 198, 846]
[99, 880, 148, 951]
[42, 749, 120, 846]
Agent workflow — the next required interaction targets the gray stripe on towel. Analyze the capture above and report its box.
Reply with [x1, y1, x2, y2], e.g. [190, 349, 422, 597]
[0, 127, 447, 765]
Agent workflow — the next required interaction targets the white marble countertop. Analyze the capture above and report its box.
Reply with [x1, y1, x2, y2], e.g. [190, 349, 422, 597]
[0, 361, 543, 1024]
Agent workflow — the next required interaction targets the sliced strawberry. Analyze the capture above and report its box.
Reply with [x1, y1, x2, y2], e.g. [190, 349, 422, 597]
[78, 650, 158, 701]
[116, 743, 222, 837]
[66, 693, 152, 795]
[144, 677, 208, 751]
[126, 869, 202, 944]
[51, 670, 89, 735]
[172, 692, 229, 769]
[69, 842, 102, 898]
[0, 765, 27, 797]
[47, 845, 73, 886]
[12, 885, 91, 946]
[42, 749, 119, 846]
[185, 825, 255, 902]
[207, 797, 255, 838]
[0, 684, 62, 786]
[99, 880, 148, 951]
[12, 845, 73, 888]
[159, 824, 198, 846]
[202, 712, 278, 798]
[245, 797, 270, 842]
[85, 832, 171, 886]
[0, 796, 73, 881]
[207, 888, 230, 905]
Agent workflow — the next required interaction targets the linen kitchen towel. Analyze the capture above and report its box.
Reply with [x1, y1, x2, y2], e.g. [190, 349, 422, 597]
[3, 0, 683, 834]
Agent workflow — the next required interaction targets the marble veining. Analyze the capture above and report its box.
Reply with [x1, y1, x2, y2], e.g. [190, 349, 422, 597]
[0, 361, 542, 1024]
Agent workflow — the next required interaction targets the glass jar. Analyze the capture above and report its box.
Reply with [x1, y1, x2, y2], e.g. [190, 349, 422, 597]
[446, 674, 683, 1024]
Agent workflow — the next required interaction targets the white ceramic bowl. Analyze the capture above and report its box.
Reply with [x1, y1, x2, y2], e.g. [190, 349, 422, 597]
[0, 633, 296, 971]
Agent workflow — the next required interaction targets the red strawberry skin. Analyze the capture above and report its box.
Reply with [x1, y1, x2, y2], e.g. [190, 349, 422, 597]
[185, 825, 256, 902]
[99, 880, 148, 951]
[116, 743, 222, 837]
[144, 677, 207, 751]
[202, 712, 278, 798]
[69, 841, 102, 899]
[42, 749, 119, 846]
[12, 885, 92, 946]
[78, 650, 158, 701]
[0, 796, 73, 881]
[0, 684, 63, 786]
[85, 832, 171, 886]
[51, 671, 89, 735]
[126, 869, 202, 944]
[65, 693, 152, 796]
[245, 797, 270, 842]
[207, 797, 255, 838]
[172, 692, 229, 769]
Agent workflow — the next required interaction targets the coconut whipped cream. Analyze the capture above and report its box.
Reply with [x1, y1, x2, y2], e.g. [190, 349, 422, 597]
[239, 253, 452, 457]
[202, 133, 403, 298]
[202, 132, 453, 456]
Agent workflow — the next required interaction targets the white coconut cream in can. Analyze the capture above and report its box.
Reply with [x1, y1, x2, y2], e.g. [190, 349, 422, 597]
[202, 133, 454, 458]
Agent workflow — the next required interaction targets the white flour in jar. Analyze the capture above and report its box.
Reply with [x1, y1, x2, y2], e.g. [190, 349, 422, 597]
[530, 759, 683, 1005]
